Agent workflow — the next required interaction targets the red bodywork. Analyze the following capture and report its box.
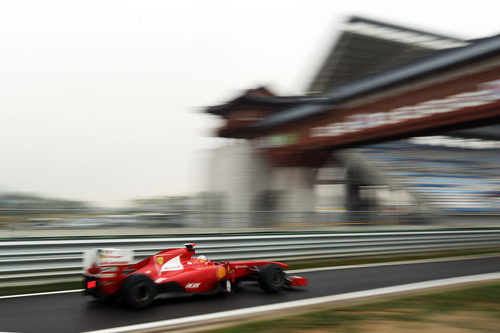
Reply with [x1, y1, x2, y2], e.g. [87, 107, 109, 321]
[83, 244, 307, 299]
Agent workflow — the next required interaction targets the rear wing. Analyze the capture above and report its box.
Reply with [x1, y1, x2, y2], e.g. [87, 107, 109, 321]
[83, 248, 133, 274]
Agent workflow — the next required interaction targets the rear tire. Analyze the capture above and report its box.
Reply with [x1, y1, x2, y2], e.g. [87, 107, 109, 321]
[258, 264, 286, 293]
[121, 274, 157, 309]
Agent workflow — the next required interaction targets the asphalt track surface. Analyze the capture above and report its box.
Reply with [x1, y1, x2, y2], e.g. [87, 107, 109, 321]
[1, 256, 499, 333]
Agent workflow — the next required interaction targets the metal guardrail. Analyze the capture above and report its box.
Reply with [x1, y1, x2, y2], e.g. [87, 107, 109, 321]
[1, 229, 500, 287]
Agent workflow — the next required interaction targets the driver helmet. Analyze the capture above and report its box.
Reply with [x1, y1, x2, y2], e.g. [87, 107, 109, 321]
[197, 255, 208, 262]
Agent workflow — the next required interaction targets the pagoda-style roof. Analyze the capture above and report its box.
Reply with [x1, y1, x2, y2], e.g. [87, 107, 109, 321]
[206, 15, 500, 142]
[251, 33, 500, 131]
[207, 16, 472, 123]
[308, 16, 468, 95]
[206, 86, 311, 116]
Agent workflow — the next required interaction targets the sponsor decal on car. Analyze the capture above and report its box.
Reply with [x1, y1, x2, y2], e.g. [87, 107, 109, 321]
[98, 273, 117, 278]
[157, 257, 164, 265]
[100, 267, 119, 272]
[216, 266, 227, 280]
[185, 282, 201, 289]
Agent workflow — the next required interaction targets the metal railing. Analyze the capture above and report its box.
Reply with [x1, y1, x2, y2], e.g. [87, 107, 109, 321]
[1, 229, 500, 287]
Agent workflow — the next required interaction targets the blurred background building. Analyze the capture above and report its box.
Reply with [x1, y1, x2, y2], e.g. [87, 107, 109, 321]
[204, 16, 500, 227]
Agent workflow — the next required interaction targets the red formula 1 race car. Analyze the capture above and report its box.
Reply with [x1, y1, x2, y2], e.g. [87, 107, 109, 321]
[83, 243, 307, 308]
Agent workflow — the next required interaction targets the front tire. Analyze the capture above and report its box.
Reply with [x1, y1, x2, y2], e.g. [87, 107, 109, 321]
[216, 279, 233, 297]
[258, 264, 286, 293]
[121, 274, 157, 309]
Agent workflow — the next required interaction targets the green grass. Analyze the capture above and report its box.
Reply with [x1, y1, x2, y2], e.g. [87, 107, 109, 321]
[0, 281, 82, 296]
[205, 283, 500, 333]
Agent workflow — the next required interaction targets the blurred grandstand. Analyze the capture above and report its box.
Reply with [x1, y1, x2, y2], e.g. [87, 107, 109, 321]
[345, 137, 500, 212]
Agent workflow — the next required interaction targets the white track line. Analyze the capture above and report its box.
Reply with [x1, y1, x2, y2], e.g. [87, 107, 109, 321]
[0, 288, 83, 299]
[287, 253, 500, 274]
[1, 254, 498, 299]
[85, 272, 500, 333]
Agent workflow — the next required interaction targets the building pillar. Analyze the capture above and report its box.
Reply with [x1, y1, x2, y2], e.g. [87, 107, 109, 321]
[271, 167, 316, 212]
[207, 140, 273, 227]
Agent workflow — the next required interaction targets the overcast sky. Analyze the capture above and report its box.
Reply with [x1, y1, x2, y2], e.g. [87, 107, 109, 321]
[1, 0, 499, 206]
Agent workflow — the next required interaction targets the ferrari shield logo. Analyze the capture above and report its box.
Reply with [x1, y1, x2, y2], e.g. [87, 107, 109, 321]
[157, 257, 164, 265]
